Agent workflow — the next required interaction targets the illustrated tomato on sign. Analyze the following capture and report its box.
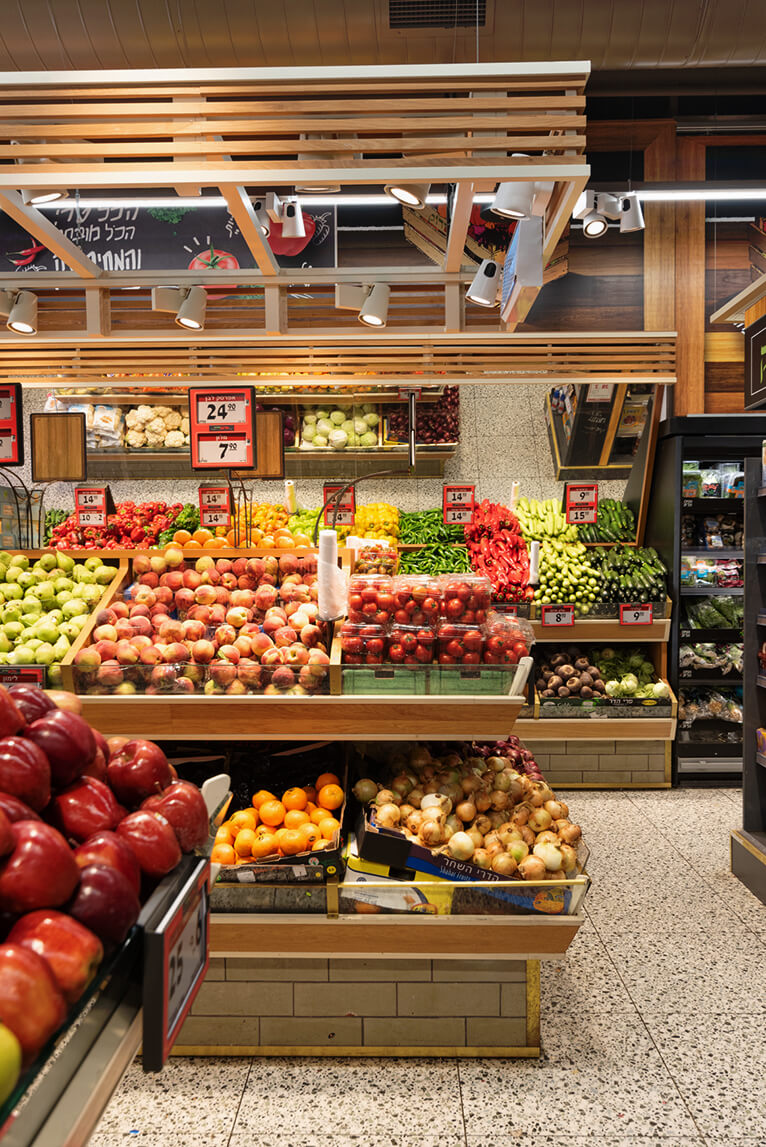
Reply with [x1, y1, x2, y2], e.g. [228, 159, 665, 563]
[187, 246, 240, 272]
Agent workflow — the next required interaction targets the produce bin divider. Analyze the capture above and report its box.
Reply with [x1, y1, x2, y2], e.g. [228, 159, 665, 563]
[51, 557, 130, 693]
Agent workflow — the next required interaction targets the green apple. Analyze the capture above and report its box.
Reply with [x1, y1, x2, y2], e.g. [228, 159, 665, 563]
[2, 621, 23, 642]
[56, 552, 75, 573]
[53, 577, 73, 594]
[55, 591, 73, 607]
[8, 554, 28, 571]
[0, 1023, 21, 1105]
[35, 642, 56, 665]
[38, 552, 57, 572]
[62, 599, 88, 619]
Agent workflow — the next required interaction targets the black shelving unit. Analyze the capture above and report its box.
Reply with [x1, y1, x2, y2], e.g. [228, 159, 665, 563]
[732, 458, 766, 905]
[645, 415, 765, 780]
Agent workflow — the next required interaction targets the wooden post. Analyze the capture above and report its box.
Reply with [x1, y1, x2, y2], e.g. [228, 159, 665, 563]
[643, 122, 676, 331]
[674, 139, 706, 414]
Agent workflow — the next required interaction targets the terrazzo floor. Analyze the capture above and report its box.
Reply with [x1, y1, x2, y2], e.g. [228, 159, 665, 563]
[89, 786, 766, 1147]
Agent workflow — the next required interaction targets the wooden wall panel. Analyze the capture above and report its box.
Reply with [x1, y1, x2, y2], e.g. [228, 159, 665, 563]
[674, 140, 706, 415]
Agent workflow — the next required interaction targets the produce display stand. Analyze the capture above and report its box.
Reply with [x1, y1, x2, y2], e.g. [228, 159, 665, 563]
[0, 856, 207, 1147]
[731, 459, 766, 905]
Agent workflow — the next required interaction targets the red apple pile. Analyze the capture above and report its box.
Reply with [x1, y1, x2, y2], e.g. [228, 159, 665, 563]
[73, 549, 330, 697]
[0, 685, 210, 1067]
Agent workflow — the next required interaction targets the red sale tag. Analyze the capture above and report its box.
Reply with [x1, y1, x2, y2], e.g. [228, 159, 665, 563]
[189, 387, 256, 471]
[324, 484, 355, 527]
[443, 484, 475, 526]
[198, 486, 231, 530]
[568, 505, 597, 525]
[541, 604, 575, 627]
[75, 486, 110, 529]
[619, 603, 653, 625]
[564, 482, 598, 526]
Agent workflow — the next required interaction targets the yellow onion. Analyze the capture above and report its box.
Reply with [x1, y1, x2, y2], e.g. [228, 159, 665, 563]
[391, 775, 414, 799]
[559, 822, 582, 845]
[491, 852, 518, 876]
[528, 808, 553, 833]
[533, 841, 563, 871]
[375, 788, 400, 807]
[490, 790, 510, 811]
[511, 804, 530, 827]
[421, 792, 452, 815]
[474, 814, 493, 836]
[421, 806, 445, 824]
[455, 800, 477, 823]
[406, 810, 424, 834]
[508, 839, 529, 863]
[558, 801, 569, 819]
[353, 778, 378, 804]
[474, 791, 492, 813]
[518, 855, 546, 881]
[439, 782, 462, 805]
[559, 843, 578, 873]
[376, 803, 401, 828]
[398, 803, 415, 822]
[466, 825, 485, 849]
[408, 787, 424, 809]
[519, 825, 535, 847]
[487, 756, 507, 773]
[499, 826, 522, 846]
[505, 772, 525, 800]
[535, 830, 559, 845]
[544, 799, 564, 821]
[424, 780, 440, 794]
[473, 848, 491, 869]
[488, 810, 507, 829]
[461, 775, 482, 795]
[420, 819, 446, 847]
[408, 747, 432, 770]
[448, 831, 475, 861]
[493, 773, 512, 793]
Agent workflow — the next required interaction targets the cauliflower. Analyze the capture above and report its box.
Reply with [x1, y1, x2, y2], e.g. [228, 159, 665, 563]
[125, 409, 141, 429]
[180, 416, 190, 435]
[163, 410, 182, 430]
[146, 416, 166, 437]
[135, 405, 155, 425]
[164, 430, 185, 448]
[125, 428, 147, 449]
[151, 406, 173, 421]
[144, 425, 166, 447]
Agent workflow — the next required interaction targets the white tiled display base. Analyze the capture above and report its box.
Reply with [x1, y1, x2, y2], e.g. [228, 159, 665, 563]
[524, 740, 670, 788]
[174, 957, 536, 1057]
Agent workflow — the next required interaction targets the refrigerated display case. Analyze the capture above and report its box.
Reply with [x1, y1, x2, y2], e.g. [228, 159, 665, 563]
[646, 415, 766, 780]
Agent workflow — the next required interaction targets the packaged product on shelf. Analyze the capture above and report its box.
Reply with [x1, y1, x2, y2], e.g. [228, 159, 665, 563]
[757, 728, 766, 754]
[438, 573, 492, 622]
[678, 687, 743, 725]
[681, 465, 703, 498]
[483, 612, 534, 664]
[352, 543, 397, 576]
[700, 469, 723, 497]
[388, 623, 435, 664]
[436, 622, 484, 664]
[680, 642, 743, 674]
[347, 574, 395, 625]
[391, 574, 441, 628]
[339, 621, 388, 664]
[684, 594, 744, 629]
[714, 559, 744, 588]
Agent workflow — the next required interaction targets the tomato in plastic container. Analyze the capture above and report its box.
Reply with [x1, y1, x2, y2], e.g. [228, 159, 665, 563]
[391, 575, 441, 629]
[438, 575, 491, 625]
[388, 625, 435, 665]
[340, 622, 388, 665]
[347, 575, 395, 626]
[436, 623, 485, 665]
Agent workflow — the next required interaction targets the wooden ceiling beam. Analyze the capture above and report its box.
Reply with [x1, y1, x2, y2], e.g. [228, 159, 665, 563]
[0, 190, 102, 279]
[220, 184, 279, 277]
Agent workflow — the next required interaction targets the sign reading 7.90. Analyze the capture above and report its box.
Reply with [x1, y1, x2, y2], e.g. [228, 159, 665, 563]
[188, 387, 256, 471]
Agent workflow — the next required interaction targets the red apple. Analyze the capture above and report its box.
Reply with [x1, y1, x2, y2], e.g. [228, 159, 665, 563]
[68, 864, 141, 948]
[50, 776, 124, 842]
[0, 809, 13, 856]
[74, 830, 140, 895]
[80, 744, 107, 782]
[7, 685, 55, 725]
[8, 911, 103, 1004]
[0, 737, 51, 811]
[24, 711, 96, 789]
[0, 793, 41, 823]
[0, 821, 80, 914]
[117, 811, 181, 877]
[141, 781, 208, 852]
[0, 688, 26, 741]
[107, 740, 173, 807]
[0, 943, 66, 1064]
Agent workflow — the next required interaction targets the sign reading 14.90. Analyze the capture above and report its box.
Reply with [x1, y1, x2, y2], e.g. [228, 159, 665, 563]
[189, 387, 256, 471]
[443, 484, 475, 526]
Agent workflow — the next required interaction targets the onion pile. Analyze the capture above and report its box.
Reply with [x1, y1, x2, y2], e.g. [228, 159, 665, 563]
[384, 386, 459, 445]
[352, 743, 582, 881]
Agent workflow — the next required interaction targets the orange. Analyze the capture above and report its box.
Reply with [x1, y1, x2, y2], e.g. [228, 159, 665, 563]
[306, 801, 318, 816]
[259, 799, 286, 827]
[230, 809, 257, 833]
[317, 783, 344, 811]
[234, 828, 256, 856]
[203, 536, 222, 548]
[261, 537, 275, 548]
[284, 808, 310, 830]
[272, 827, 288, 850]
[226, 530, 237, 547]
[251, 789, 276, 811]
[173, 529, 192, 545]
[299, 823, 321, 849]
[292, 534, 313, 547]
[251, 832, 278, 859]
[280, 828, 306, 856]
[315, 772, 340, 790]
[215, 825, 235, 846]
[303, 785, 318, 805]
[312, 838, 330, 851]
[310, 806, 331, 826]
[282, 786, 308, 812]
[192, 527, 213, 545]
[319, 816, 340, 840]
[211, 842, 236, 865]
[185, 539, 202, 549]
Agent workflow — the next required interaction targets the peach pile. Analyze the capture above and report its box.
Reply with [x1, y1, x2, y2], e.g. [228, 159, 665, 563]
[72, 551, 330, 696]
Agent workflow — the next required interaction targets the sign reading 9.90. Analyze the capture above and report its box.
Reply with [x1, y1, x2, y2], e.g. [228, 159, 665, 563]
[188, 387, 256, 471]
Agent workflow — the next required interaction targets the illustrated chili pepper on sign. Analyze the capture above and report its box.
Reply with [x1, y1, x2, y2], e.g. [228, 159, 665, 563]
[5, 240, 47, 267]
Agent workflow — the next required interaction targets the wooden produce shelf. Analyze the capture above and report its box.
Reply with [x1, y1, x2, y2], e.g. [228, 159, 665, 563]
[515, 716, 676, 740]
[210, 912, 584, 961]
[53, 388, 445, 406]
[531, 615, 671, 643]
[77, 694, 526, 740]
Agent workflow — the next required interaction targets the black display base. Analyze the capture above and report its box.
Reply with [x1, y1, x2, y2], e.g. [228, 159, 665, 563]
[731, 829, 766, 908]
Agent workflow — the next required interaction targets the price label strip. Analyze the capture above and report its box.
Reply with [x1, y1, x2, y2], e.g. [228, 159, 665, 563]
[198, 486, 231, 530]
[74, 486, 112, 530]
[619, 603, 654, 625]
[443, 484, 475, 526]
[0, 665, 45, 687]
[564, 482, 598, 526]
[142, 857, 210, 1071]
[189, 386, 256, 471]
[323, 484, 355, 527]
[0, 385, 22, 466]
[541, 604, 575, 627]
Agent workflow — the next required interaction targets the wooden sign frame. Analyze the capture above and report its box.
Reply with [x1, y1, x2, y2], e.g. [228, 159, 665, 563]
[30, 412, 87, 482]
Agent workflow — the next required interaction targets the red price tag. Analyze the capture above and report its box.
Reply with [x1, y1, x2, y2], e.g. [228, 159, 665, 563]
[189, 387, 256, 471]
[0, 665, 45, 687]
[619, 603, 653, 625]
[564, 482, 598, 526]
[323, 484, 355, 527]
[0, 385, 23, 466]
[75, 487, 108, 529]
[443, 484, 475, 526]
[200, 509, 230, 529]
[541, 604, 575, 627]
[198, 486, 231, 529]
[567, 505, 597, 525]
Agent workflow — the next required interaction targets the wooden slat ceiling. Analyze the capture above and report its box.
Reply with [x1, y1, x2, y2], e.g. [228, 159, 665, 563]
[0, 0, 760, 71]
[4, 333, 677, 385]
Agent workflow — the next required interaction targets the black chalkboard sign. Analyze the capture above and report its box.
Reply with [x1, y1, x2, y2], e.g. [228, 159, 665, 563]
[0, 204, 336, 275]
[745, 313, 766, 411]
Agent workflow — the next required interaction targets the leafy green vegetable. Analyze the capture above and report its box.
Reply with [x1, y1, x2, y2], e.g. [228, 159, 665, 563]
[158, 502, 199, 544]
[147, 207, 191, 224]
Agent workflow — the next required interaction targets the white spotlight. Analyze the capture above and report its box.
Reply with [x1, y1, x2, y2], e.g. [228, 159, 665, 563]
[582, 210, 609, 238]
[0, 290, 38, 334]
[21, 188, 67, 206]
[175, 286, 207, 330]
[466, 259, 500, 307]
[359, 283, 390, 327]
[618, 191, 645, 233]
[491, 181, 536, 220]
[384, 183, 430, 209]
[251, 198, 271, 237]
[281, 198, 305, 239]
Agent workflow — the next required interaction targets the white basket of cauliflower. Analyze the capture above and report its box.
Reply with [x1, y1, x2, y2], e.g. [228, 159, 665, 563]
[299, 404, 380, 451]
[123, 405, 191, 450]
